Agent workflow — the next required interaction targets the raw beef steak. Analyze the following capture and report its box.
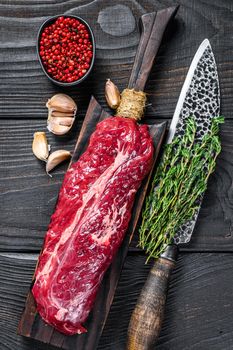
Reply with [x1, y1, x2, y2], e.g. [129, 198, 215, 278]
[32, 116, 154, 335]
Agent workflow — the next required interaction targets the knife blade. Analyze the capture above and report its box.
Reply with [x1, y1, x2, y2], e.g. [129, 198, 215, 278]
[127, 39, 221, 350]
[170, 38, 220, 246]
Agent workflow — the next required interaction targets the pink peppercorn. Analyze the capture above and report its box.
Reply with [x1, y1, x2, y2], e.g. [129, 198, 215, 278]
[39, 16, 93, 83]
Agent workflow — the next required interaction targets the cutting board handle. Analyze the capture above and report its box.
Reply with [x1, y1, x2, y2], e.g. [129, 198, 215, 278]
[127, 245, 178, 350]
[128, 5, 179, 91]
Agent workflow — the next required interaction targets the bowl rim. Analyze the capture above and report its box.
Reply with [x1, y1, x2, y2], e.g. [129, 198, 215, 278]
[36, 14, 96, 87]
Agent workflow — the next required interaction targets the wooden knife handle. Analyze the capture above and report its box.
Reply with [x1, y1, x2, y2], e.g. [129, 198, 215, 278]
[127, 245, 178, 350]
[128, 5, 179, 91]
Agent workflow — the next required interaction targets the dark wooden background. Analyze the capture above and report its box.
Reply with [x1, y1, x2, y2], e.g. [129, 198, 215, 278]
[0, 0, 233, 349]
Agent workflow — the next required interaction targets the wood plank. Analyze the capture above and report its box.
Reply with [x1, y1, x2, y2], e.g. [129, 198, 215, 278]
[17, 95, 167, 349]
[0, 0, 232, 121]
[1, 252, 233, 350]
[1, 119, 232, 252]
[99, 252, 233, 350]
[0, 119, 83, 251]
[0, 1, 232, 350]
[0, 1, 232, 254]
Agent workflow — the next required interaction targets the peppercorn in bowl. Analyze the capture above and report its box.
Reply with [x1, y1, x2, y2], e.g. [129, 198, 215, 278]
[37, 15, 95, 86]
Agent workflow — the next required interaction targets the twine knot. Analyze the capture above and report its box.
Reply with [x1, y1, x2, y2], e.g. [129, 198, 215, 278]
[116, 88, 146, 121]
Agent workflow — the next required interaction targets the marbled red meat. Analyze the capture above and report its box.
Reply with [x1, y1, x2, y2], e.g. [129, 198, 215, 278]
[32, 116, 154, 335]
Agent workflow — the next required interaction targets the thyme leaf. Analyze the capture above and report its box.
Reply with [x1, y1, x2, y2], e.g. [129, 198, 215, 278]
[139, 116, 224, 262]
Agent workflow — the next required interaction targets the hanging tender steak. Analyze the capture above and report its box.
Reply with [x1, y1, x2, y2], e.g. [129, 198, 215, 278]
[32, 116, 154, 335]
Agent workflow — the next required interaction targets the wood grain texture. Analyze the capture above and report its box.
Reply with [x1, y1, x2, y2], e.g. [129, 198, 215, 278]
[0, 1, 233, 350]
[1, 253, 233, 350]
[18, 4, 172, 344]
[17, 96, 167, 349]
[0, 0, 233, 253]
[128, 6, 179, 90]
[127, 257, 176, 350]
[1, 119, 232, 252]
[99, 253, 233, 350]
[0, 119, 82, 251]
[0, 0, 232, 121]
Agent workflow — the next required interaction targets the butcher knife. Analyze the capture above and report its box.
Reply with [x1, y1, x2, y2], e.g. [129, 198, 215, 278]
[127, 38, 221, 349]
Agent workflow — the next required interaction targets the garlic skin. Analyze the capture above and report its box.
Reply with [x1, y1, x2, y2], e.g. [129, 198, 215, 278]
[46, 93, 77, 113]
[105, 79, 121, 109]
[46, 94, 77, 135]
[47, 118, 72, 136]
[46, 150, 71, 174]
[32, 132, 49, 162]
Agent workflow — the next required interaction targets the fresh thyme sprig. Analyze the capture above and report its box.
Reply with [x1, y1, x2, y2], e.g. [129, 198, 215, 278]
[139, 116, 224, 262]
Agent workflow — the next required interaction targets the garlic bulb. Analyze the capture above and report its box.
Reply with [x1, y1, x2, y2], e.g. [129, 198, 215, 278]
[46, 94, 77, 135]
[32, 132, 49, 161]
[46, 150, 71, 174]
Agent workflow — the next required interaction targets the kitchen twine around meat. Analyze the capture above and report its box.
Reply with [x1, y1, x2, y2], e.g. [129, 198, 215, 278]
[116, 88, 146, 121]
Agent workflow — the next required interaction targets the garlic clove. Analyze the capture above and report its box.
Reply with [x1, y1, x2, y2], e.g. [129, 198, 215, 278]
[50, 116, 74, 127]
[105, 79, 121, 109]
[32, 132, 49, 162]
[46, 150, 71, 174]
[51, 111, 75, 118]
[46, 93, 77, 135]
[48, 125, 71, 135]
[46, 93, 77, 113]
[47, 120, 72, 135]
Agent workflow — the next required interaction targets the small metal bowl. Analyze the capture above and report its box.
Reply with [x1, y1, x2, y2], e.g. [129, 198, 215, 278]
[36, 15, 95, 87]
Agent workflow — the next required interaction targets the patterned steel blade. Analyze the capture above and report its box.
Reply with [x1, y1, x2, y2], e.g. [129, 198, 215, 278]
[167, 39, 220, 244]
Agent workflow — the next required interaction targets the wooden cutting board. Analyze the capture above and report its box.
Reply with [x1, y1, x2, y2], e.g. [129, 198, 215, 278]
[18, 97, 166, 349]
